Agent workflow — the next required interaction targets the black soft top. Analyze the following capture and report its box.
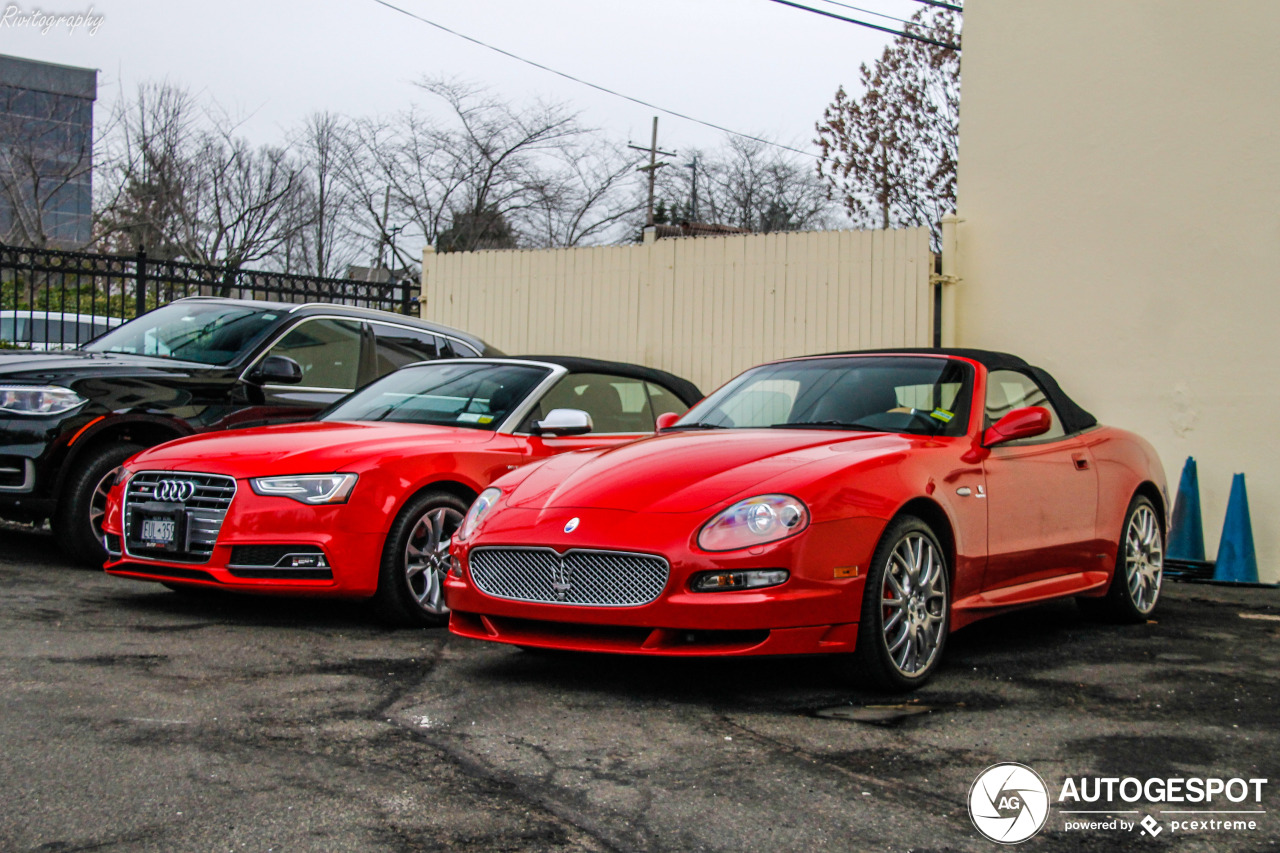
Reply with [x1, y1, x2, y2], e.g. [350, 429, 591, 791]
[514, 355, 703, 406]
[806, 347, 1098, 434]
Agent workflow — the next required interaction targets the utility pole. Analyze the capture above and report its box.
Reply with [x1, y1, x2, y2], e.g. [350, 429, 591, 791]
[628, 117, 677, 226]
[686, 154, 699, 222]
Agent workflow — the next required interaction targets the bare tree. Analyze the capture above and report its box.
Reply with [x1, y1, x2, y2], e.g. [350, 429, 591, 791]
[652, 135, 835, 233]
[339, 79, 643, 263]
[279, 111, 358, 277]
[815, 8, 960, 248]
[526, 140, 644, 247]
[96, 82, 310, 270]
[0, 86, 96, 248]
[94, 81, 198, 256]
[175, 131, 309, 270]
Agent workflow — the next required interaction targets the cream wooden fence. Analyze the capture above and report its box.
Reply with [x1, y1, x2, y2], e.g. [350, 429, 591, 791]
[421, 227, 933, 394]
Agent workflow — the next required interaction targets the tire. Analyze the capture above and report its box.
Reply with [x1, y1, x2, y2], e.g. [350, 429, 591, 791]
[371, 490, 469, 628]
[55, 441, 142, 567]
[1078, 495, 1163, 623]
[848, 515, 951, 692]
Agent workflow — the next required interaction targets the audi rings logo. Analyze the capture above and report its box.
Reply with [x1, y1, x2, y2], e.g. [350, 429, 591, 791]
[969, 763, 1050, 844]
[154, 479, 196, 503]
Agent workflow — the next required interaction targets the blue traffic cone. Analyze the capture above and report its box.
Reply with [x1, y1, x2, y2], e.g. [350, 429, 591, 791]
[1167, 457, 1206, 561]
[1213, 473, 1258, 583]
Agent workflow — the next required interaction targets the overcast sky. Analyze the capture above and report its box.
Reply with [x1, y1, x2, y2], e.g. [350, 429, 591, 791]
[3, 0, 925, 155]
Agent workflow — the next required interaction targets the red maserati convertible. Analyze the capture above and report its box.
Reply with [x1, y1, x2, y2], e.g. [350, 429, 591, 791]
[100, 357, 700, 625]
[446, 349, 1168, 690]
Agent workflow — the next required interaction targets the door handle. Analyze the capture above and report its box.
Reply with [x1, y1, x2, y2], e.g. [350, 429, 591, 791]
[1072, 453, 1090, 471]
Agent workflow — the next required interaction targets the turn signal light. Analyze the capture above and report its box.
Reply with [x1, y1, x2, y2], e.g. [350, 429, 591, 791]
[691, 569, 789, 592]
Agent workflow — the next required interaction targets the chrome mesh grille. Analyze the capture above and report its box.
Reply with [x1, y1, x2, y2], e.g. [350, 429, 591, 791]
[123, 471, 236, 563]
[469, 547, 669, 607]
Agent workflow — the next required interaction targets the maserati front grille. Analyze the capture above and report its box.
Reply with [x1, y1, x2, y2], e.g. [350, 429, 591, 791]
[468, 547, 669, 607]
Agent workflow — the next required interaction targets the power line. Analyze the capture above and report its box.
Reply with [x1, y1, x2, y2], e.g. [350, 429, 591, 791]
[765, 0, 960, 51]
[369, 0, 821, 161]
[812, 0, 916, 26]
[909, 0, 964, 12]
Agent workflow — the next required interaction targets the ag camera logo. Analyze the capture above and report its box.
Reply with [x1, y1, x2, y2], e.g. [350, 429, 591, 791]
[969, 763, 1051, 844]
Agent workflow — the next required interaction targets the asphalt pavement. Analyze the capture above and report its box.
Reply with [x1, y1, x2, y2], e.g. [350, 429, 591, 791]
[1, 524, 1277, 853]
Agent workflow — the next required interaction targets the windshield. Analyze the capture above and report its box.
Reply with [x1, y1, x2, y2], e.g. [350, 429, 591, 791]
[84, 302, 283, 365]
[321, 362, 550, 430]
[677, 356, 973, 437]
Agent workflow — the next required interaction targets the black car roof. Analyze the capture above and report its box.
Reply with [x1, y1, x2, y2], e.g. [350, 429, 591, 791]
[513, 355, 702, 406]
[816, 347, 1030, 370]
[174, 297, 500, 354]
[795, 347, 1098, 434]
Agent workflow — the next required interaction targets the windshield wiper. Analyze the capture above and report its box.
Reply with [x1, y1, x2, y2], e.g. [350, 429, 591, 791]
[770, 420, 882, 431]
[662, 421, 728, 431]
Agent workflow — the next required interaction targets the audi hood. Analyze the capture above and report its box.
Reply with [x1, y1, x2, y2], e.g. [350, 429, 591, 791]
[125, 421, 499, 476]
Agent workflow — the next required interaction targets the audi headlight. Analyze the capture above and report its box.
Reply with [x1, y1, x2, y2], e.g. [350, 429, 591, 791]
[0, 385, 86, 416]
[459, 487, 501, 541]
[697, 494, 809, 552]
[249, 473, 358, 504]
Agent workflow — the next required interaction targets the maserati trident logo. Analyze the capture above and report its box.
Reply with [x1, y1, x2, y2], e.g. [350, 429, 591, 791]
[564, 517, 580, 533]
[550, 556, 573, 601]
[154, 479, 196, 503]
[969, 763, 1050, 844]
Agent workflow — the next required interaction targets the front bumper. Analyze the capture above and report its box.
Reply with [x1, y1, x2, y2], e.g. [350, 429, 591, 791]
[102, 483, 386, 598]
[446, 506, 886, 656]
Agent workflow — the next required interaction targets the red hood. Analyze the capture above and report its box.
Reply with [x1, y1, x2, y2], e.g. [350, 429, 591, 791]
[127, 421, 497, 476]
[505, 429, 908, 513]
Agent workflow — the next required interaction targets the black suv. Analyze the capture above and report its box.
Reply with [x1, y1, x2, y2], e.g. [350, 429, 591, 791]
[0, 297, 500, 563]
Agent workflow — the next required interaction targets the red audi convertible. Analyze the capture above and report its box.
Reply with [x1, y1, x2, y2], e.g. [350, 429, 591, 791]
[100, 357, 700, 625]
[446, 350, 1168, 690]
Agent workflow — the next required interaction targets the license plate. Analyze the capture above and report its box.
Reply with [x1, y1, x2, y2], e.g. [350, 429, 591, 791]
[141, 517, 176, 546]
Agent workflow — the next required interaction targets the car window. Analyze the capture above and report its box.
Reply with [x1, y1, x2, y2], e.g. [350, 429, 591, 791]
[447, 339, 480, 357]
[646, 381, 689, 419]
[371, 322, 444, 371]
[322, 362, 549, 429]
[681, 357, 973, 436]
[87, 302, 282, 364]
[525, 373, 657, 433]
[265, 318, 364, 390]
[985, 369, 1065, 440]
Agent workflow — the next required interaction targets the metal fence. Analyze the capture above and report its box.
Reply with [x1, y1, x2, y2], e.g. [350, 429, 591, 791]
[0, 243, 418, 350]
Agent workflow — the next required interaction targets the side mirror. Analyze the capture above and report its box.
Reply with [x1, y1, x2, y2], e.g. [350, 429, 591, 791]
[247, 355, 304, 386]
[655, 412, 681, 432]
[534, 408, 593, 437]
[983, 406, 1052, 447]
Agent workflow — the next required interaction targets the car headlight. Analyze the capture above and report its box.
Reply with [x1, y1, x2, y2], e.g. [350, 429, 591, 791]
[249, 473, 358, 504]
[459, 487, 501, 540]
[697, 494, 810, 552]
[0, 385, 86, 416]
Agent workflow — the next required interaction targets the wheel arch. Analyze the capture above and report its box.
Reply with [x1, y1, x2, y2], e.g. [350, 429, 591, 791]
[54, 415, 191, 498]
[889, 497, 958, 586]
[387, 478, 480, 530]
[1133, 481, 1167, 533]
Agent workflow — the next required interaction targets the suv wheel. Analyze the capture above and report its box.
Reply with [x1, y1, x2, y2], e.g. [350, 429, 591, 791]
[55, 442, 141, 566]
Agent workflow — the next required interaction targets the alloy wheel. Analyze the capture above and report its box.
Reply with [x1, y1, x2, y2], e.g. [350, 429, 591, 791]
[880, 532, 948, 676]
[88, 465, 122, 543]
[404, 506, 463, 615]
[1125, 504, 1163, 614]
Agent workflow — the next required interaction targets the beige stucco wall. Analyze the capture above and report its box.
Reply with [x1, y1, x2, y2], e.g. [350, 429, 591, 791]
[954, 1, 1280, 580]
